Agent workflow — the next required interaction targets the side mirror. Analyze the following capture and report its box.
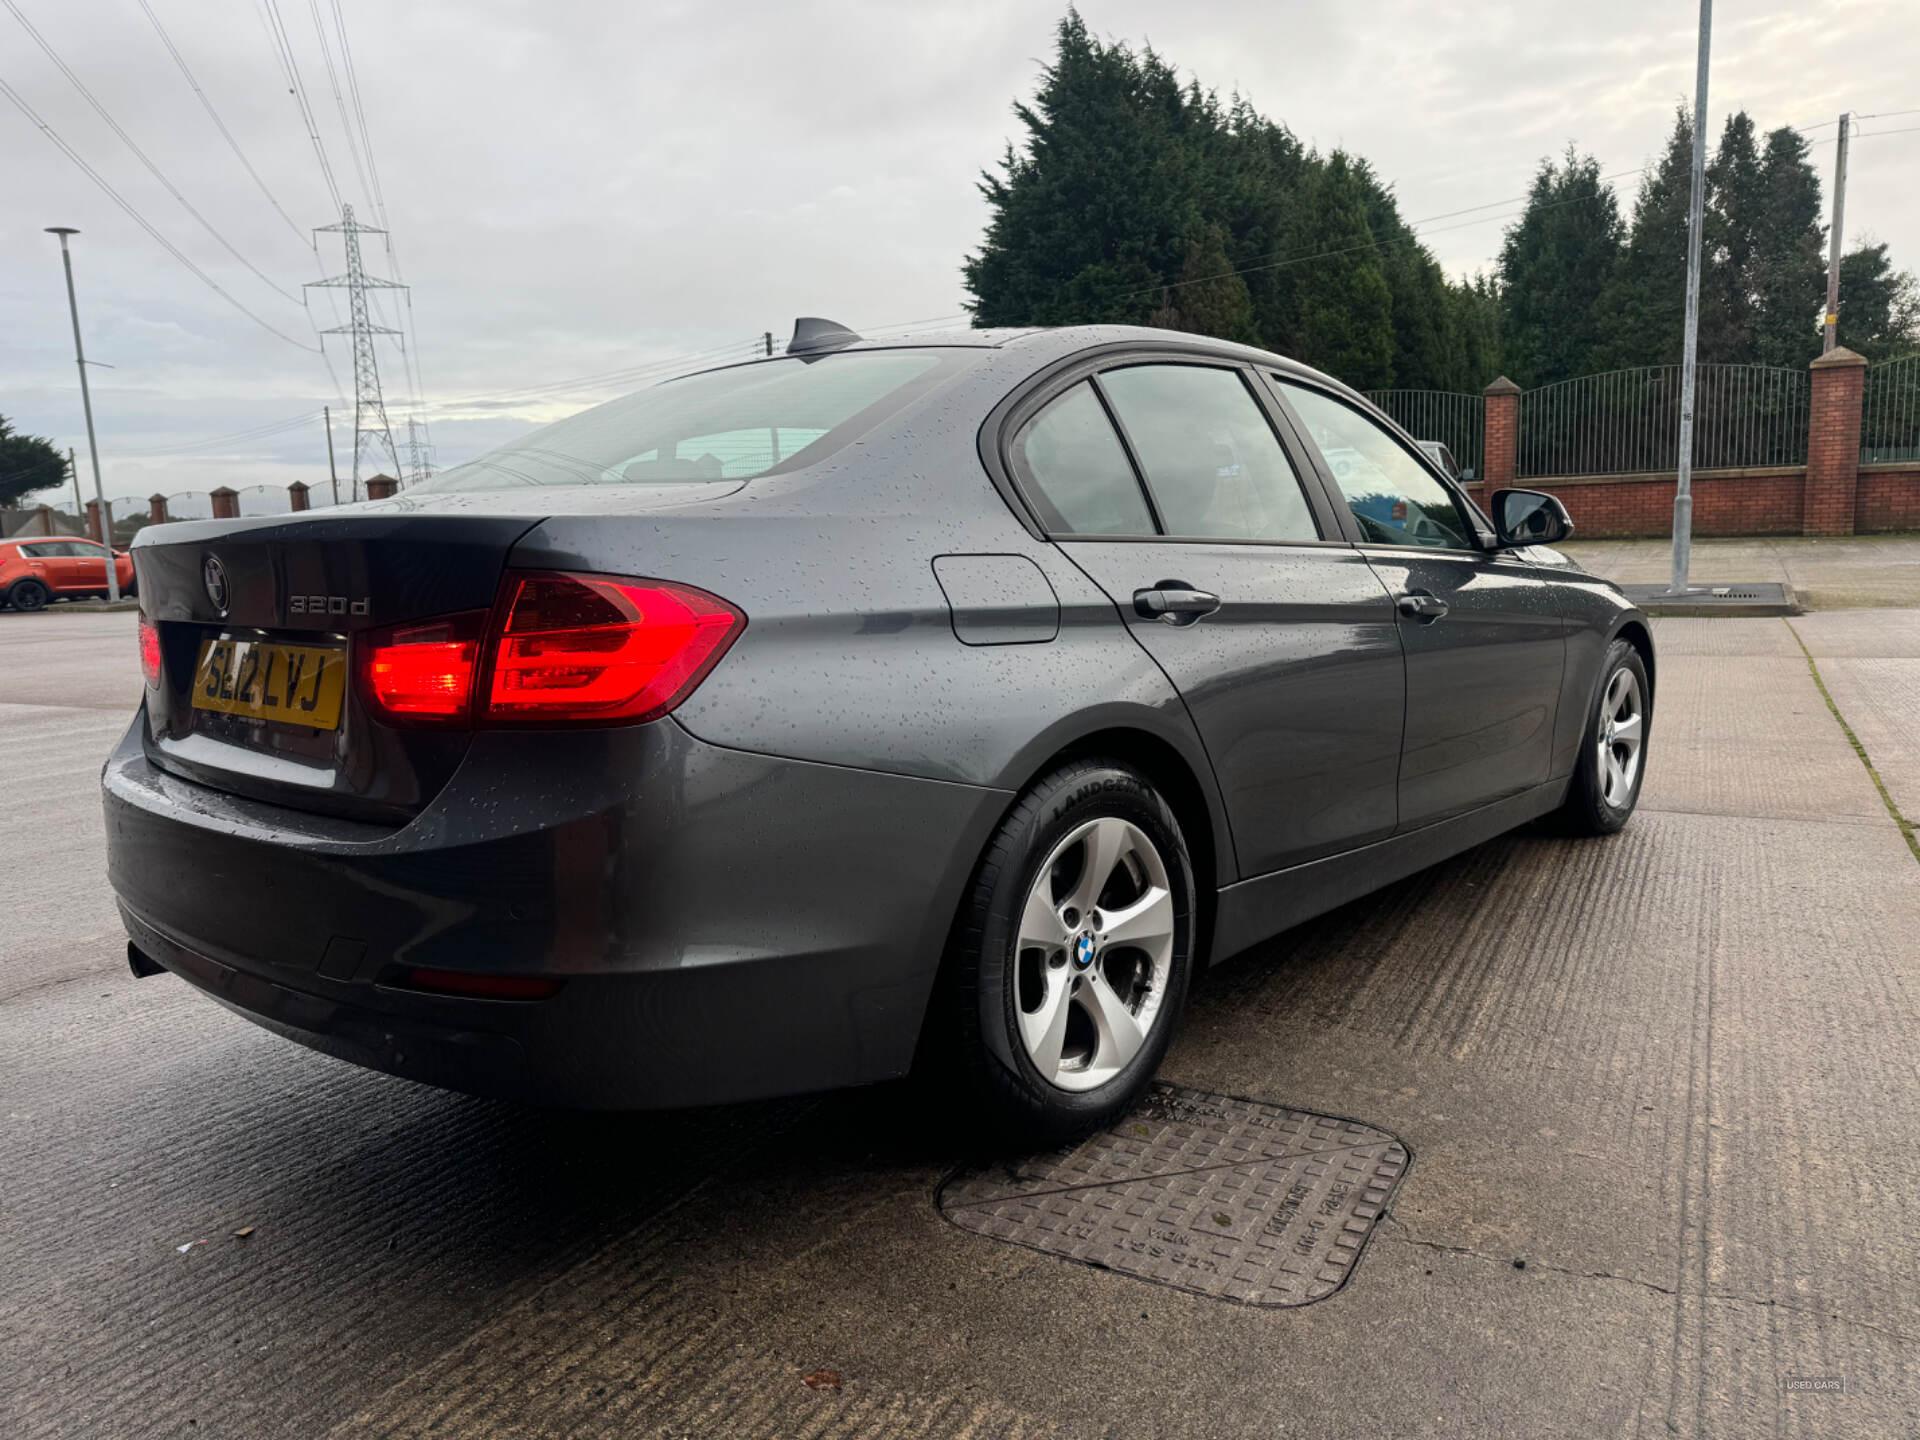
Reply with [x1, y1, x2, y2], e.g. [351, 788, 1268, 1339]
[1490, 488, 1573, 548]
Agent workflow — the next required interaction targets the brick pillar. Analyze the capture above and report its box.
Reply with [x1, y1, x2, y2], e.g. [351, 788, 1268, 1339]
[364, 473, 398, 500]
[1483, 376, 1521, 491]
[34, 503, 56, 536]
[288, 481, 310, 512]
[85, 498, 103, 543]
[1804, 347, 1868, 536]
[148, 494, 169, 525]
[210, 486, 239, 519]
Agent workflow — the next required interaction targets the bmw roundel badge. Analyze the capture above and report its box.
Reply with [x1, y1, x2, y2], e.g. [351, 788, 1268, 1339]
[203, 554, 229, 614]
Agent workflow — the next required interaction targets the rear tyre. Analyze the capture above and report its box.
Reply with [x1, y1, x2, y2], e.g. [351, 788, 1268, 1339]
[8, 580, 48, 613]
[1547, 638, 1650, 836]
[944, 759, 1196, 1147]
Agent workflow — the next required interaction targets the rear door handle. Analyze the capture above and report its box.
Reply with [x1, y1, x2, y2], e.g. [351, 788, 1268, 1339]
[1133, 582, 1221, 626]
[1396, 592, 1450, 622]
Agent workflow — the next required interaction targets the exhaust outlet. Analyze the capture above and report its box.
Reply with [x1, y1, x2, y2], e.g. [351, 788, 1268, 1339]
[127, 941, 166, 979]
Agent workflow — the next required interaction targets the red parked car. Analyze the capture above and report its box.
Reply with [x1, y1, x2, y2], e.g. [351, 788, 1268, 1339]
[0, 536, 135, 610]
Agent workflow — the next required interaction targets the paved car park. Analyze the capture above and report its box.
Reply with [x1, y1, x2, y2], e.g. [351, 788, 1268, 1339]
[4, 579, 1918, 1438]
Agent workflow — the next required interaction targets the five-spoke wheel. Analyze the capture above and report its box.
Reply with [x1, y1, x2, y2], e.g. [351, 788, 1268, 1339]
[943, 758, 1196, 1144]
[1013, 816, 1175, 1092]
[1596, 666, 1644, 809]
[1548, 636, 1651, 835]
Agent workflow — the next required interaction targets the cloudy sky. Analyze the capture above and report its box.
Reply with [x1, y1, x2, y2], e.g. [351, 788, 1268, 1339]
[3, 0, 1916, 508]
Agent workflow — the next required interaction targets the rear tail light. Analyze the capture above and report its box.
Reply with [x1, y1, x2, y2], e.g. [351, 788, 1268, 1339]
[353, 572, 742, 729]
[137, 615, 162, 687]
[358, 612, 488, 725]
[486, 573, 742, 724]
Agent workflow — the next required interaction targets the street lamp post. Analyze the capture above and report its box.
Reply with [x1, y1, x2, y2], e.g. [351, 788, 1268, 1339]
[1667, 0, 1711, 597]
[45, 227, 119, 602]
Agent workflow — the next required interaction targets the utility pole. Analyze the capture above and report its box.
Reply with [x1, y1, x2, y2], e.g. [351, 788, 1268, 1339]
[323, 404, 340, 505]
[69, 447, 82, 518]
[44, 227, 119, 601]
[307, 205, 402, 501]
[764, 331, 774, 357]
[1667, 0, 1711, 597]
[1823, 113, 1849, 353]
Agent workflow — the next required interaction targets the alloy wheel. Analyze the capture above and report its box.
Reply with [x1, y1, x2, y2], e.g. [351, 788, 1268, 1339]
[1013, 815, 1175, 1093]
[1596, 666, 1644, 808]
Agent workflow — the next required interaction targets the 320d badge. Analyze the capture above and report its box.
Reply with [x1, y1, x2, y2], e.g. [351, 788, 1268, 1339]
[106, 319, 1652, 1142]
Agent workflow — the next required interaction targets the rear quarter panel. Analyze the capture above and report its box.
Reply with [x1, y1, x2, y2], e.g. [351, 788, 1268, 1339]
[505, 353, 1239, 882]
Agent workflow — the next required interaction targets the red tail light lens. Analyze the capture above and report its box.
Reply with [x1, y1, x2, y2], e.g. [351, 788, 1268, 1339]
[138, 615, 162, 686]
[358, 611, 488, 724]
[483, 573, 743, 725]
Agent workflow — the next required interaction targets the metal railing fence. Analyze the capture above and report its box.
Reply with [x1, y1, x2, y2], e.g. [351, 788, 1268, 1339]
[1861, 353, 1920, 464]
[1518, 364, 1809, 479]
[161, 491, 216, 521]
[1361, 389, 1485, 480]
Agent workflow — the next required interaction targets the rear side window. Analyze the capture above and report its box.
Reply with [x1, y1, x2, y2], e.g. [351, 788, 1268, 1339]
[1010, 382, 1155, 536]
[419, 350, 955, 493]
[1099, 365, 1320, 542]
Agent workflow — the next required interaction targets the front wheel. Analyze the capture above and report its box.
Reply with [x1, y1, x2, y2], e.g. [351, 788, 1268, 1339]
[944, 759, 1197, 1146]
[1547, 638, 1650, 835]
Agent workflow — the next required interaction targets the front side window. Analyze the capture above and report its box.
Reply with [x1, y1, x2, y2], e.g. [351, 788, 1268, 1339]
[1099, 365, 1319, 543]
[1277, 381, 1473, 549]
[1010, 382, 1156, 536]
[418, 350, 954, 493]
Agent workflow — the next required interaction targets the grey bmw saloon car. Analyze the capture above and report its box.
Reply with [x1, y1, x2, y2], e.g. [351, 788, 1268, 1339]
[106, 319, 1652, 1141]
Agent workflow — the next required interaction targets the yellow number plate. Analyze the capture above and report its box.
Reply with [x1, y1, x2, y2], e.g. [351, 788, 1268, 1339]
[192, 637, 347, 731]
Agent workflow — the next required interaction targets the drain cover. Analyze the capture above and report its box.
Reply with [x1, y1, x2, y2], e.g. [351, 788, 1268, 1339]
[937, 1085, 1409, 1306]
[1620, 581, 1797, 615]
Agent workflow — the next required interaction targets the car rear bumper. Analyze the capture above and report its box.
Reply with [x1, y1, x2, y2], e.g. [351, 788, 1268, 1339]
[104, 712, 1010, 1108]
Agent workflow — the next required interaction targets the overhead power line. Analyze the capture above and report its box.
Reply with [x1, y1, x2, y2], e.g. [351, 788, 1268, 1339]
[304, 0, 374, 218]
[0, 71, 320, 351]
[4, 0, 304, 306]
[123, 409, 325, 457]
[134, 0, 307, 244]
[257, 0, 341, 214]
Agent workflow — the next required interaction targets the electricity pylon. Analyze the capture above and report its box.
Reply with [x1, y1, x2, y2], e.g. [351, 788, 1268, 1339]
[307, 204, 402, 500]
[402, 416, 435, 484]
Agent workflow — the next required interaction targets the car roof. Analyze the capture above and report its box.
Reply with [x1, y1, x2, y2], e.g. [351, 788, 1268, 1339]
[672, 321, 1358, 400]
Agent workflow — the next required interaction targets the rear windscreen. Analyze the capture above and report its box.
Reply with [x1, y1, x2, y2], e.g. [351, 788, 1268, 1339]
[417, 349, 955, 492]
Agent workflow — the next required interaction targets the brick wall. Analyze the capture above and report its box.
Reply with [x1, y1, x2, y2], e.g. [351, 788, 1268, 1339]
[1466, 468, 1807, 539]
[1451, 349, 1920, 538]
[1854, 465, 1920, 532]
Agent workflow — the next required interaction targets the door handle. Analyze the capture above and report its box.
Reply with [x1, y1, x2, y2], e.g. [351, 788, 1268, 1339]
[1134, 582, 1221, 625]
[1396, 592, 1450, 622]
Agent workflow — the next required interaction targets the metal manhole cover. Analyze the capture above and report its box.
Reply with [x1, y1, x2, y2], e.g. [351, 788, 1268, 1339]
[937, 1084, 1409, 1307]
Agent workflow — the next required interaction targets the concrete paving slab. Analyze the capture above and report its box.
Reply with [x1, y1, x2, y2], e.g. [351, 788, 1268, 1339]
[1813, 657, 1920, 824]
[1789, 607, 1920, 659]
[0, 702, 137, 1000]
[0, 611, 141, 711]
[1635, 657, 1887, 823]
[1650, 615, 1803, 658]
[1562, 535, 1920, 612]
